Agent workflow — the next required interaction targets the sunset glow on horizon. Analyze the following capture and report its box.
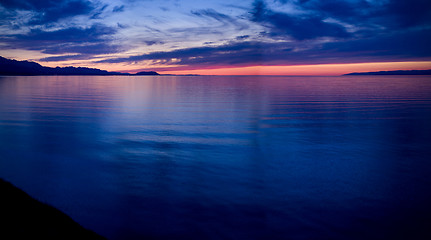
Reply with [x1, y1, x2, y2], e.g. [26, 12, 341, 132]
[156, 61, 431, 76]
[1, 0, 430, 75]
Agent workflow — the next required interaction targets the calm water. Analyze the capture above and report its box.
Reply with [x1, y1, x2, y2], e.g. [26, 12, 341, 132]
[1, 75, 431, 239]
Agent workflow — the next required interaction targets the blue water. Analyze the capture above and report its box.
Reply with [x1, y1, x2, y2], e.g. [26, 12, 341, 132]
[1, 75, 431, 239]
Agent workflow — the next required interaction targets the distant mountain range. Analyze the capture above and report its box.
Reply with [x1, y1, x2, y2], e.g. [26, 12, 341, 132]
[0, 56, 159, 76]
[345, 69, 431, 75]
[3, 56, 429, 77]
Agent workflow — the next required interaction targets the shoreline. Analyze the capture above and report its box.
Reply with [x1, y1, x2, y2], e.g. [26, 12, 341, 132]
[0, 178, 106, 240]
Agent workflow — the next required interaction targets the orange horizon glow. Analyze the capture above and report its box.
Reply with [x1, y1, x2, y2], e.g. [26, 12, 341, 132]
[155, 61, 431, 76]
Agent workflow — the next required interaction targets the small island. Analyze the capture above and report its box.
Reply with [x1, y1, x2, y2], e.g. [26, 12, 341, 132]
[135, 71, 159, 75]
[345, 69, 431, 75]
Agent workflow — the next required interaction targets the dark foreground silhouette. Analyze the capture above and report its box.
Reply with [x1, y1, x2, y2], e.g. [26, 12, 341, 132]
[0, 178, 106, 240]
[0, 56, 158, 76]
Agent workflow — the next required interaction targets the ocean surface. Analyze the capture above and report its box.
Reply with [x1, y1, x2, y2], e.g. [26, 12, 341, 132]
[0, 75, 431, 240]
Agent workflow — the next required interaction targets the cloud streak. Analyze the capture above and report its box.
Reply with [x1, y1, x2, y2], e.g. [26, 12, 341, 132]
[0, 0, 102, 25]
[191, 8, 249, 30]
[0, 24, 124, 61]
[250, 0, 351, 40]
[96, 28, 431, 69]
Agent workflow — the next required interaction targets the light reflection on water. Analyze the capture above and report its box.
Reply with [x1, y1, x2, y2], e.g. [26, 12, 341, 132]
[1, 75, 431, 240]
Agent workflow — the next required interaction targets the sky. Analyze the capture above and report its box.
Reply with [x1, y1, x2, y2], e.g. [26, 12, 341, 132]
[0, 0, 430, 75]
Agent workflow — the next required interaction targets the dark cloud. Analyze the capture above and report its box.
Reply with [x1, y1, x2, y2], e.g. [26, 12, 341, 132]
[31, 1, 96, 24]
[291, 0, 371, 23]
[382, 0, 431, 28]
[191, 9, 236, 23]
[94, 40, 319, 67]
[144, 40, 164, 46]
[321, 28, 431, 59]
[90, 4, 109, 20]
[96, 41, 266, 65]
[236, 35, 250, 40]
[0, 0, 103, 25]
[310, 0, 369, 19]
[191, 9, 249, 30]
[15, 24, 116, 43]
[113, 5, 125, 13]
[117, 23, 128, 29]
[0, 0, 60, 10]
[246, 0, 431, 63]
[42, 43, 123, 55]
[251, 0, 351, 40]
[38, 54, 90, 62]
[275, 0, 431, 31]
[1, 24, 124, 56]
[95, 25, 431, 69]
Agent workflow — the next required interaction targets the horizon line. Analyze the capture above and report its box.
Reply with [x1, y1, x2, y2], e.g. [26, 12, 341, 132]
[3, 56, 431, 76]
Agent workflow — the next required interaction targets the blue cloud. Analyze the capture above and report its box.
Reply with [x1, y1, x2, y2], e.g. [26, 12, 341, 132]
[39, 54, 91, 62]
[95, 25, 431, 68]
[321, 28, 431, 59]
[15, 24, 116, 42]
[236, 35, 250, 40]
[113, 5, 125, 13]
[275, 0, 431, 31]
[191, 8, 249, 30]
[192, 9, 236, 22]
[95, 41, 266, 64]
[2, 24, 124, 56]
[0, 0, 60, 10]
[0, 0, 100, 25]
[293, 0, 371, 23]
[31, 1, 96, 24]
[381, 0, 431, 28]
[251, 0, 351, 40]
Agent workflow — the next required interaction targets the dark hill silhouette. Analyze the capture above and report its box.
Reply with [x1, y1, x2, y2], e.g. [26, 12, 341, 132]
[0, 178, 106, 239]
[0, 56, 159, 76]
[345, 69, 431, 75]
